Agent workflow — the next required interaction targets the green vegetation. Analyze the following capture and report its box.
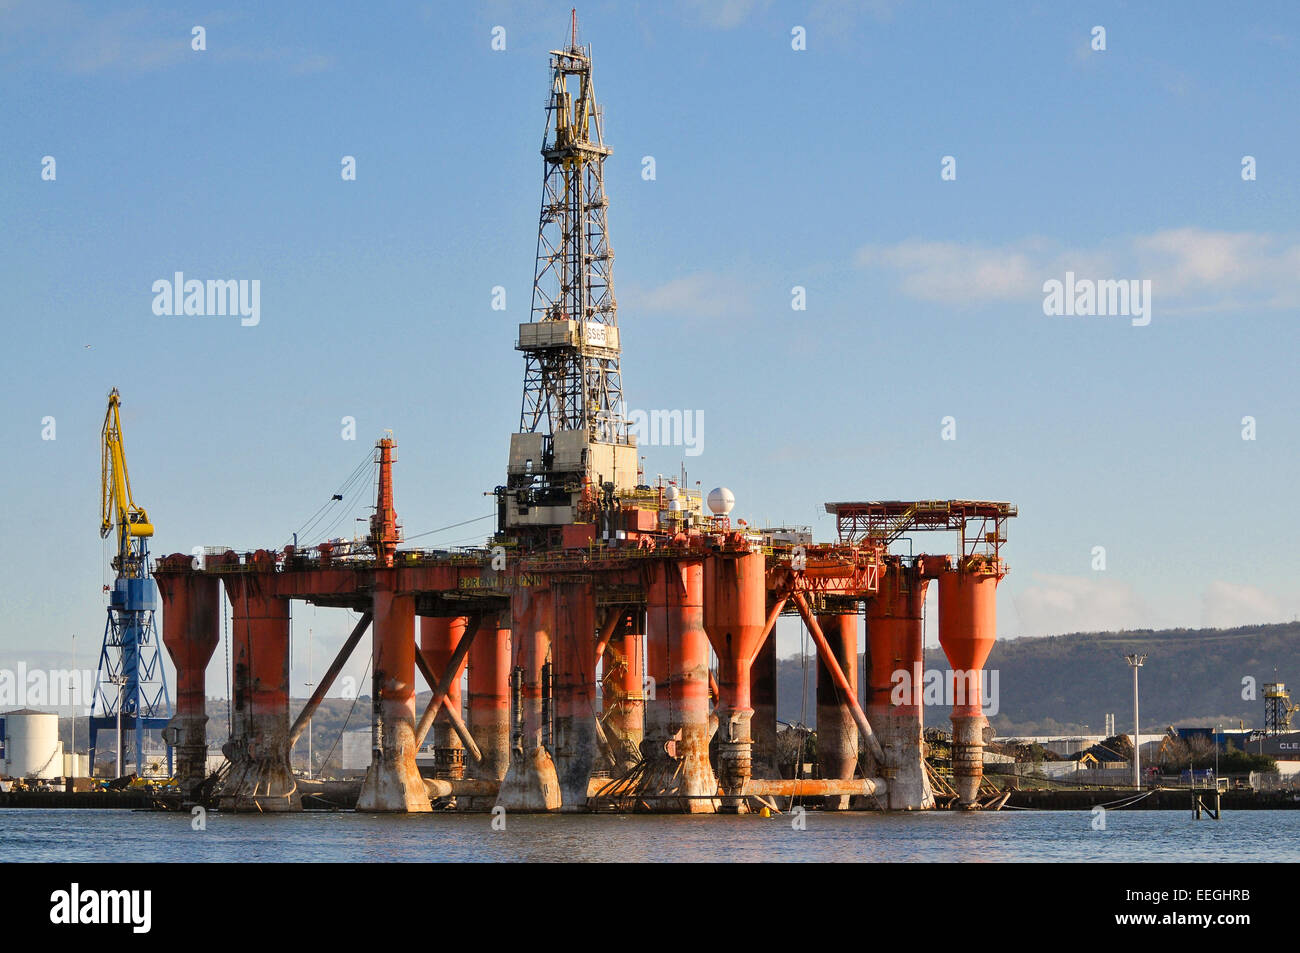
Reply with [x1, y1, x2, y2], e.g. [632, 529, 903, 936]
[776, 621, 1299, 734]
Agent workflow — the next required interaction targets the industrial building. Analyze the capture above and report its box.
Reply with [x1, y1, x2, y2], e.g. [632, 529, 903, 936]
[0, 709, 88, 780]
[143, 18, 1017, 815]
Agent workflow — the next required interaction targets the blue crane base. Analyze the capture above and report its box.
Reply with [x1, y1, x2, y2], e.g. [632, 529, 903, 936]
[88, 716, 173, 779]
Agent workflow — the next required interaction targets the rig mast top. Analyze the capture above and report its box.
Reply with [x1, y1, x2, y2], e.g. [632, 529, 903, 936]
[520, 10, 624, 443]
[503, 13, 638, 541]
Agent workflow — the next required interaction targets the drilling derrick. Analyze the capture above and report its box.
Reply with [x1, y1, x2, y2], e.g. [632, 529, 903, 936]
[501, 14, 637, 543]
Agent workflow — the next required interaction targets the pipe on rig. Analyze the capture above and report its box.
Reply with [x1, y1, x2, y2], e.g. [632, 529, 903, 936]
[412, 633, 483, 763]
[742, 777, 886, 798]
[289, 611, 371, 750]
[792, 590, 886, 766]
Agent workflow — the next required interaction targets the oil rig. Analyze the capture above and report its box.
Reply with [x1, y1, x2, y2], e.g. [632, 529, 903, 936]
[151, 17, 1017, 814]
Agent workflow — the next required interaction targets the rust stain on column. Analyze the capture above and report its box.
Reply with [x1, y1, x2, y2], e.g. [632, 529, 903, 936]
[468, 609, 511, 782]
[221, 551, 299, 812]
[866, 560, 935, 809]
[496, 586, 560, 811]
[640, 558, 717, 813]
[815, 609, 858, 810]
[357, 573, 431, 812]
[155, 558, 220, 799]
[421, 615, 467, 780]
[936, 558, 1002, 808]
[551, 578, 597, 811]
[704, 546, 766, 812]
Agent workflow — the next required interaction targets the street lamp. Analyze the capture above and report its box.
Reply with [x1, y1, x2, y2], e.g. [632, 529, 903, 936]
[1124, 654, 1147, 789]
[112, 673, 126, 779]
[1206, 722, 1216, 790]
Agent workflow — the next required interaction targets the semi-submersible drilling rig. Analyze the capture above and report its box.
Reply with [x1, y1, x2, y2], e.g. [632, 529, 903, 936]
[152, 19, 1016, 813]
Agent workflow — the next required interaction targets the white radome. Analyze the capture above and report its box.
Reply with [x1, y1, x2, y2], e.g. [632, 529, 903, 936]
[707, 487, 735, 516]
[664, 484, 679, 501]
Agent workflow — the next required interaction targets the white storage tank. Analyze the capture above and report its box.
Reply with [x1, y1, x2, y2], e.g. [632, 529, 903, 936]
[340, 730, 373, 777]
[1, 709, 64, 779]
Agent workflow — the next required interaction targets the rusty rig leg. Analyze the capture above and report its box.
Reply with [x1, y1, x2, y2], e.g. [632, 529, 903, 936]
[421, 615, 467, 782]
[705, 549, 766, 813]
[641, 558, 717, 813]
[221, 565, 299, 812]
[867, 562, 935, 810]
[750, 631, 779, 780]
[551, 579, 597, 812]
[357, 576, 431, 812]
[496, 586, 561, 811]
[602, 607, 644, 772]
[937, 561, 1001, 808]
[156, 563, 220, 800]
[468, 608, 511, 783]
[815, 607, 858, 810]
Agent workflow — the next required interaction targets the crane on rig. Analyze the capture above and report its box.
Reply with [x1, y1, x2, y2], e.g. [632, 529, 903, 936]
[90, 388, 172, 778]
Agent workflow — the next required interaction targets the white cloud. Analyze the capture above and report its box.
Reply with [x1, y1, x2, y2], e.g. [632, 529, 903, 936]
[0, 1, 331, 75]
[855, 239, 1043, 303]
[1201, 581, 1297, 629]
[854, 229, 1300, 314]
[680, 0, 771, 30]
[623, 272, 749, 319]
[1013, 573, 1149, 637]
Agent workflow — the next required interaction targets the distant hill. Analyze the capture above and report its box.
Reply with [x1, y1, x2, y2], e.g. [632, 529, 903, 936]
[776, 621, 1300, 736]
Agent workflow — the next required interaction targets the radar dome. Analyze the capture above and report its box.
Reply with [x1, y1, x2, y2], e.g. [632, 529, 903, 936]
[707, 487, 735, 516]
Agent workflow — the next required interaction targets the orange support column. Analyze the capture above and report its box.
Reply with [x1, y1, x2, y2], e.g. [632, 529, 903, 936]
[601, 607, 644, 772]
[937, 557, 1003, 807]
[750, 626, 778, 778]
[496, 586, 560, 811]
[467, 609, 511, 782]
[704, 546, 766, 811]
[866, 559, 935, 810]
[815, 607, 858, 810]
[551, 578, 597, 811]
[155, 557, 220, 798]
[642, 558, 717, 813]
[221, 551, 298, 811]
[357, 572, 430, 812]
[420, 616, 467, 780]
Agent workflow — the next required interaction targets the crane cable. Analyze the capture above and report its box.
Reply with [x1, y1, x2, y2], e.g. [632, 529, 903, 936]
[295, 460, 372, 544]
[282, 448, 374, 548]
[404, 513, 496, 542]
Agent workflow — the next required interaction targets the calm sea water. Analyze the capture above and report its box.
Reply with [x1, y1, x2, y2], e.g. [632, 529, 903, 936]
[3, 808, 1296, 863]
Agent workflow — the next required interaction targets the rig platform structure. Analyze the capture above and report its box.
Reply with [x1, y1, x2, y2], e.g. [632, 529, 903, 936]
[149, 18, 1017, 814]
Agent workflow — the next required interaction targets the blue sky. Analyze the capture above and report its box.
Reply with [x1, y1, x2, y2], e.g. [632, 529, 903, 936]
[2, 1, 1298, 699]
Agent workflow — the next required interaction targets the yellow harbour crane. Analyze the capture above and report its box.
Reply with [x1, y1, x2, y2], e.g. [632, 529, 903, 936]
[91, 388, 172, 778]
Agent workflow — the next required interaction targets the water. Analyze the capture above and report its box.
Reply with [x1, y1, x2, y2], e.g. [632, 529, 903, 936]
[3, 808, 1297, 862]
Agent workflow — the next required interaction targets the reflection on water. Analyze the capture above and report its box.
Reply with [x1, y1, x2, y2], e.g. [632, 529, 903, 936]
[2, 809, 1295, 863]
